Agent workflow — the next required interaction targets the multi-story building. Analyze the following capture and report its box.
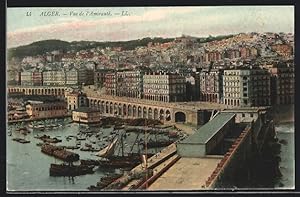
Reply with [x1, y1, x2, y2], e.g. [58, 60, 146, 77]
[199, 68, 223, 103]
[116, 70, 144, 98]
[223, 68, 271, 107]
[65, 90, 87, 111]
[269, 65, 294, 105]
[32, 71, 43, 86]
[20, 71, 33, 86]
[104, 70, 144, 99]
[65, 67, 94, 86]
[224, 49, 240, 59]
[85, 69, 95, 85]
[143, 72, 186, 102]
[20, 71, 43, 86]
[94, 69, 113, 88]
[43, 70, 66, 86]
[105, 72, 117, 96]
[186, 74, 200, 101]
[65, 68, 78, 86]
[25, 100, 67, 119]
[72, 107, 101, 123]
[240, 47, 251, 59]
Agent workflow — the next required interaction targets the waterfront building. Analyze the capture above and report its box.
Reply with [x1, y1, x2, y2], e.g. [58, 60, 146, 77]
[143, 72, 186, 102]
[43, 70, 66, 86]
[199, 68, 223, 103]
[185, 74, 200, 101]
[20, 71, 43, 86]
[20, 71, 33, 86]
[94, 69, 114, 88]
[104, 72, 117, 96]
[223, 68, 271, 107]
[116, 70, 144, 98]
[177, 113, 236, 157]
[65, 90, 87, 111]
[25, 100, 67, 119]
[269, 64, 294, 105]
[65, 68, 79, 86]
[72, 107, 101, 123]
[32, 71, 43, 86]
[104, 70, 144, 99]
[85, 69, 95, 85]
[65, 67, 94, 86]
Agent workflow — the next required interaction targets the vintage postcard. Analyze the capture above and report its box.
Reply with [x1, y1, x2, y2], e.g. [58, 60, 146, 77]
[6, 6, 294, 192]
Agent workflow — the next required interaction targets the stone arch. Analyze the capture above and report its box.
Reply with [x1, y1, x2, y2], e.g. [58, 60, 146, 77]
[138, 106, 142, 118]
[128, 105, 132, 117]
[133, 105, 137, 117]
[114, 103, 118, 115]
[105, 101, 109, 113]
[154, 108, 159, 120]
[123, 103, 127, 116]
[143, 107, 147, 118]
[148, 107, 153, 119]
[97, 100, 101, 110]
[118, 103, 122, 116]
[166, 110, 171, 121]
[175, 111, 186, 123]
[109, 102, 113, 114]
[159, 109, 164, 121]
[101, 101, 105, 113]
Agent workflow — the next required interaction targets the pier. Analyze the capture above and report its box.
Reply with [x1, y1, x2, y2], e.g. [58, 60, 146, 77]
[103, 107, 275, 190]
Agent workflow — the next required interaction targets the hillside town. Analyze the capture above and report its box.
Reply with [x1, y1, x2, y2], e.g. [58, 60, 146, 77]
[7, 32, 295, 191]
[8, 32, 294, 111]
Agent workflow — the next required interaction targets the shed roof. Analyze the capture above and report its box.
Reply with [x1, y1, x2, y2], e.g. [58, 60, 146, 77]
[179, 113, 235, 145]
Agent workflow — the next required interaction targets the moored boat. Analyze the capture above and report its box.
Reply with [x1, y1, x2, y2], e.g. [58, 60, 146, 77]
[49, 163, 95, 177]
[12, 138, 30, 144]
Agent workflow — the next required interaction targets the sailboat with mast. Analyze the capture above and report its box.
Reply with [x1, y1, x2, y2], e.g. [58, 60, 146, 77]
[81, 130, 154, 168]
[95, 137, 118, 158]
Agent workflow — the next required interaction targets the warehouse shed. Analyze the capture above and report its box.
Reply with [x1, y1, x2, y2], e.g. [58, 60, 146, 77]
[177, 113, 236, 157]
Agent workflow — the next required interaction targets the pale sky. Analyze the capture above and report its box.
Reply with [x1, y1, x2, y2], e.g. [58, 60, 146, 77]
[7, 6, 294, 48]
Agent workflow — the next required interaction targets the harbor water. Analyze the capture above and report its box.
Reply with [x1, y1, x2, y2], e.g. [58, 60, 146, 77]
[274, 122, 295, 189]
[6, 118, 170, 191]
[6, 119, 294, 191]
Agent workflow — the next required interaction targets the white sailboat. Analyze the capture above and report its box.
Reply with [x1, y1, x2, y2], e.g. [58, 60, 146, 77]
[95, 137, 118, 158]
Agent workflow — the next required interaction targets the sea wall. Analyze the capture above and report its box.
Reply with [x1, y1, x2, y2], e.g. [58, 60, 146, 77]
[212, 120, 281, 189]
[271, 104, 294, 124]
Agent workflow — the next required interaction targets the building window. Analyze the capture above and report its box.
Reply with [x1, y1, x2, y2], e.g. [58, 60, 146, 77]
[250, 114, 254, 118]
[242, 113, 245, 117]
